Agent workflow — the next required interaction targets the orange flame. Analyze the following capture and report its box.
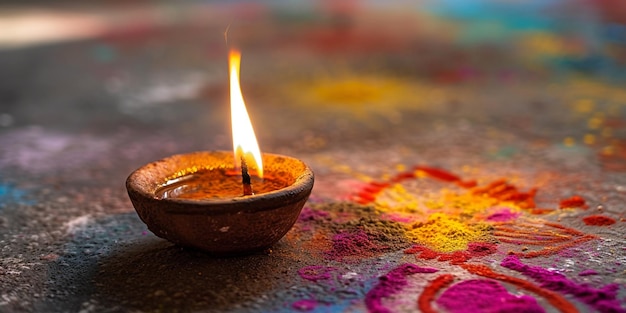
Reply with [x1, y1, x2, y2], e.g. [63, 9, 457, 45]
[230, 49, 263, 178]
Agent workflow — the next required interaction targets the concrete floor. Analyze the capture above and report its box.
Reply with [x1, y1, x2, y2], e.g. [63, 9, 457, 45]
[1, 2, 625, 312]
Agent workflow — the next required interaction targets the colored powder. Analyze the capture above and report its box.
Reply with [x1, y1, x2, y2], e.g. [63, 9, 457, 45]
[559, 195, 587, 209]
[365, 263, 438, 313]
[331, 219, 413, 253]
[405, 213, 492, 252]
[501, 255, 626, 313]
[460, 263, 578, 313]
[486, 208, 520, 222]
[0, 183, 32, 205]
[306, 202, 378, 225]
[374, 179, 533, 221]
[472, 179, 538, 211]
[301, 231, 333, 255]
[372, 183, 422, 214]
[354, 166, 541, 220]
[292, 299, 318, 311]
[298, 207, 331, 222]
[495, 221, 597, 258]
[380, 212, 418, 224]
[298, 266, 336, 282]
[511, 234, 596, 259]
[438, 189, 502, 216]
[405, 242, 497, 265]
[583, 215, 616, 226]
[413, 166, 461, 182]
[308, 76, 406, 105]
[302, 203, 412, 254]
[418, 274, 455, 313]
[353, 166, 464, 205]
[436, 279, 545, 313]
[599, 140, 626, 172]
[579, 269, 599, 276]
[325, 229, 385, 261]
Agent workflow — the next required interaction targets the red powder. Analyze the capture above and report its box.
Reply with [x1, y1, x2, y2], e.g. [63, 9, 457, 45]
[352, 166, 545, 215]
[457, 180, 477, 188]
[530, 208, 555, 214]
[417, 274, 455, 313]
[357, 191, 377, 203]
[559, 195, 588, 209]
[496, 222, 597, 258]
[472, 180, 538, 211]
[413, 166, 460, 182]
[390, 171, 416, 182]
[353, 166, 463, 204]
[405, 242, 497, 265]
[363, 184, 389, 193]
[583, 215, 616, 226]
[509, 235, 597, 258]
[365, 263, 438, 313]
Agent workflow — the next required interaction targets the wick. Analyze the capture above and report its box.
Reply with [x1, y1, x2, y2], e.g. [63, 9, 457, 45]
[224, 23, 231, 44]
[241, 157, 253, 196]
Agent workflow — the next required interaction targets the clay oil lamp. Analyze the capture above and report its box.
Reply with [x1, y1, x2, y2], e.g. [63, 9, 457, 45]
[126, 49, 314, 255]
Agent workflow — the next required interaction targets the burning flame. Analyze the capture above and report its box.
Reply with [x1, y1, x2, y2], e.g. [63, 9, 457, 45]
[230, 49, 263, 178]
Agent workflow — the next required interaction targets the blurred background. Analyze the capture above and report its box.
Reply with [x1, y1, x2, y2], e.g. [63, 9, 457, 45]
[1, 0, 625, 151]
[0, 0, 626, 158]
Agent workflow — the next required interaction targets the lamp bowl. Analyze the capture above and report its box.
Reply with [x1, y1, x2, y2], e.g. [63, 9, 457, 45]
[126, 151, 314, 255]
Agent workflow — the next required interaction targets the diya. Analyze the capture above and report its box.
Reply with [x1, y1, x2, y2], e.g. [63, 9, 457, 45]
[125, 49, 314, 255]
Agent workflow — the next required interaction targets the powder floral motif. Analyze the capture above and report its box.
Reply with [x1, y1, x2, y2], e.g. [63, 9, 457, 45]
[501, 255, 626, 313]
[436, 279, 545, 313]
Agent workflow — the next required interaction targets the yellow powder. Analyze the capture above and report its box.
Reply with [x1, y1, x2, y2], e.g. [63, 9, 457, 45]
[405, 213, 492, 252]
[415, 170, 429, 179]
[375, 183, 428, 213]
[441, 191, 499, 216]
[306, 76, 409, 106]
[601, 146, 614, 156]
[572, 99, 595, 113]
[374, 184, 423, 214]
[395, 164, 406, 172]
[372, 180, 525, 219]
[583, 134, 596, 145]
[587, 116, 603, 130]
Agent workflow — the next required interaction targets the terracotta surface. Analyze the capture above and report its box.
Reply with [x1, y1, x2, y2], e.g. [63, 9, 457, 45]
[126, 151, 314, 254]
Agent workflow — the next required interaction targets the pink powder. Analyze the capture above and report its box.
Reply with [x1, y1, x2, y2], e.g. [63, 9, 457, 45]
[298, 207, 330, 222]
[292, 299, 318, 311]
[297, 265, 336, 282]
[325, 229, 385, 261]
[487, 208, 520, 222]
[365, 263, 438, 313]
[436, 279, 545, 313]
[501, 255, 626, 313]
[579, 269, 599, 276]
[380, 212, 418, 224]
